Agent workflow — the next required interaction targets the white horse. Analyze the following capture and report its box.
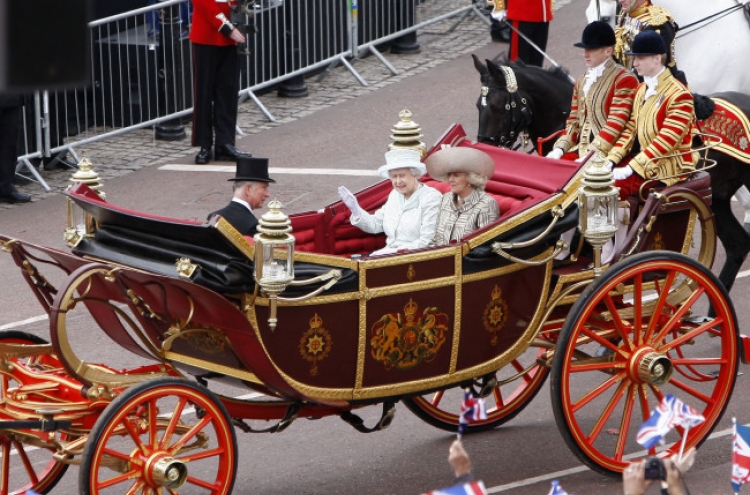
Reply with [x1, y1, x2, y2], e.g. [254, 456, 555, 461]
[586, 0, 750, 227]
[585, 0, 750, 94]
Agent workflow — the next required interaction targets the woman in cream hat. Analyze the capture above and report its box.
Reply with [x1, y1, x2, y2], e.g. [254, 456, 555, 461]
[337, 149, 442, 256]
[426, 147, 500, 246]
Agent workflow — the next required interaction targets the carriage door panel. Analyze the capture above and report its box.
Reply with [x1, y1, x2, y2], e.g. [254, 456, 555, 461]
[360, 254, 457, 392]
[457, 263, 549, 370]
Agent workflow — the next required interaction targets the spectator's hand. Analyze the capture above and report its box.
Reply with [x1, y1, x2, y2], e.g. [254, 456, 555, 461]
[229, 28, 246, 44]
[613, 165, 634, 180]
[448, 439, 472, 478]
[662, 457, 686, 495]
[546, 148, 564, 160]
[622, 460, 652, 495]
[491, 9, 507, 22]
[672, 447, 696, 476]
[337, 186, 361, 216]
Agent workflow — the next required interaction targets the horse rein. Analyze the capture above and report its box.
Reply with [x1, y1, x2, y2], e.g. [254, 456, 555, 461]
[675, 2, 750, 37]
[478, 66, 533, 150]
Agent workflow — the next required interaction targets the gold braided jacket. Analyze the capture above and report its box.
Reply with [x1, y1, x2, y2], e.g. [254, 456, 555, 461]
[554, 59, 638, 158]
[607, 70, 697, 187]
[614, 3, 677, 70]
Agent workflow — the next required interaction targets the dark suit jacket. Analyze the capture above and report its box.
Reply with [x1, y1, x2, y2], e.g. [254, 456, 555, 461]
[208, 201, 258, 236]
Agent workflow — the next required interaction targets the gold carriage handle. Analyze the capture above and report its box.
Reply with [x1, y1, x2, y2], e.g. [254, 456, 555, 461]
[260, 269, 342, 331]
[637, 131, 721, 202]
[490, 205, 568, 266]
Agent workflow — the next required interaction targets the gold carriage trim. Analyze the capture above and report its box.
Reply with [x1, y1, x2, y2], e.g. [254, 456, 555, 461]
[299, 313, 332, 376]
[370, 299, 449, 371]
[483, 285, 509, 346]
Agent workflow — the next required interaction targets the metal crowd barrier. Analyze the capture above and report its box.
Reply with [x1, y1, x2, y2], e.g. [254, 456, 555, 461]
[16, 0, 488, 191]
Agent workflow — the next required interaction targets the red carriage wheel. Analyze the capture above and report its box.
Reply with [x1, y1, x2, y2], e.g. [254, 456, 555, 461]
[550, 252, 739, 477]
[404, 343, 550, 432]
[79, 377, 237, 495]
[0, 330, 70, 495]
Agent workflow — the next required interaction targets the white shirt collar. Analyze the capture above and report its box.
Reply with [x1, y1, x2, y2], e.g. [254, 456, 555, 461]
[231, 197, 253, 213]
[583, 60, 608, 96]
[643, 67, 666, 101]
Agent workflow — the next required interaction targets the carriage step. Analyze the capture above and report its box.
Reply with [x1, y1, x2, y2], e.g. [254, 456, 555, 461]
[340, 401, 396, 433]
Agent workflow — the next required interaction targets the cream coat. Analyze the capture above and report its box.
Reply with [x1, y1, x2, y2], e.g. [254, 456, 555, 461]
[352, 184, 442, 255]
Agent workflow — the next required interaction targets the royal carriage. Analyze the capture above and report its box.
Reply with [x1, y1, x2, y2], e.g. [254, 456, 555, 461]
[0, 122, 747, 494]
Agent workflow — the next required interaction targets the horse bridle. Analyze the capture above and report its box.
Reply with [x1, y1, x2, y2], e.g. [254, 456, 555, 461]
[477, 66, 533, 150]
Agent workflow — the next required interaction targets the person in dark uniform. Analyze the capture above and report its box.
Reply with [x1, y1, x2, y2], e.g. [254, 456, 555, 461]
[0, 94, 31, 204]
[487, 0, 554, 67]
[614, 0, 686, 84]
[190, 0, 253, 165]
[208, 156, 274, 236]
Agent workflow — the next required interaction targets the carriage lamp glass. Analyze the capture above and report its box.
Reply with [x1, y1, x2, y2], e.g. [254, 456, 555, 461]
[64, 157, 105, 247]
[577, 156, 619, 275]
[253, 200, 295, 286]
[253, 200, 295, 329]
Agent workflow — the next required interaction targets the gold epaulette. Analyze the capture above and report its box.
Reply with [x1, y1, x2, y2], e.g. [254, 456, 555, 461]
[646, 5, 674, 26]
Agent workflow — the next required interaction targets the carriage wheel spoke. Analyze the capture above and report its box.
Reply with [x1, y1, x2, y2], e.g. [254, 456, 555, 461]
[652, 287, 705, 346]
[12, 440, 40, 484]
[661, 317, 726, 353]
[668, 377, 713, 405]
[159, 397, 188, 450]
[572, 371, 625, 413]
[186, 475, 222, 491]
[169, 416, 211, 454]
[587, 379, 628, 442]
[614, 385, 637, 461]
[1, 441, 10, 495]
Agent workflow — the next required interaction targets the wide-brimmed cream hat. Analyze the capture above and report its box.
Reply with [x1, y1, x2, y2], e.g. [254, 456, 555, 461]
[376, 149, 427, 179]
[425, 146, 495, 182]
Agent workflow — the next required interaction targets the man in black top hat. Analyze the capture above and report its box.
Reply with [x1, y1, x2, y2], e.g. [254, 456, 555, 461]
[208, 156, 275, 236]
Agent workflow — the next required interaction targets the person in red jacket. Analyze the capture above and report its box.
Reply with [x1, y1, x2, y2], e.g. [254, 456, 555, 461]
[488, 0, 554, 67]
[190, 0, 253, 165]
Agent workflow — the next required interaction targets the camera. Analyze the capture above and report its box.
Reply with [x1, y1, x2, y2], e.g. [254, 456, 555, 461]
[644, 457, 666, 480]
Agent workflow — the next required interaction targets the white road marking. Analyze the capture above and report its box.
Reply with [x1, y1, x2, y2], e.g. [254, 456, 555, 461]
[158, 164, 377, 176]
[486, 426, 734, 492]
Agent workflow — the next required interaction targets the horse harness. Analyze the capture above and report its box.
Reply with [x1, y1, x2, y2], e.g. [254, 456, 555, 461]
[479, 66, 534, 151]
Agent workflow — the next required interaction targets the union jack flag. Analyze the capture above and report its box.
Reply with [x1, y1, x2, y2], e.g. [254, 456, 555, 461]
[423, 480, 487, 495]
[732, 420, 750, 493]
[547, 480, 569, 495]
[458, 389, 487, 437]
[636, 395, 705, 450]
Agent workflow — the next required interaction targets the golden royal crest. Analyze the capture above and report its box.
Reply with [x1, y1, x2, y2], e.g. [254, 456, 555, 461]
[299, 314, 332, 376]
[483, 285, 509, 346]
[370, 299, 448, 371]
[183, 329, 227, 354]
[649, 232, 665, 251]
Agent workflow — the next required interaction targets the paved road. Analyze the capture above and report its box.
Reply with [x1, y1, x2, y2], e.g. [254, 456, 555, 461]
[1, 0, 749, 494]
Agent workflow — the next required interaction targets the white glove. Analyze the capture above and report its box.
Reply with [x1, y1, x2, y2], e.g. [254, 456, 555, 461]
[491, 9, 507, 22]
[546, 148, 564, 159]
[613, 165, 634, 181]
[337, 186, 361, 217]
[605, 160, 615, 172]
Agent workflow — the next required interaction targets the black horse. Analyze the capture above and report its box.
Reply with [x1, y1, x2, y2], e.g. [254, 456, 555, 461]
[472, 54, 573, 155]
[473, 55, 750, 294]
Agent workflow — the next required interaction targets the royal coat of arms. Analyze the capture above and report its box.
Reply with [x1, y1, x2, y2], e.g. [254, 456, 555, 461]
[370, 299, 449, 370]
[483, 285, 509, 346]
[299, 314, 332, 376]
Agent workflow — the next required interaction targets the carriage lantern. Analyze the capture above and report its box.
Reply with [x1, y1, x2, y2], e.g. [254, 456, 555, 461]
[64, 157, 105, 247]
[253, 199, 295, 330]
[577, 155, 619, 277]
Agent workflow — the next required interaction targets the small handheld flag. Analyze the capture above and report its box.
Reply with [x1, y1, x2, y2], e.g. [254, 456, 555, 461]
[732, 419, 750, 494]
[547, 480, 568, 495]
[423, 480, 487, 495]
[457, 389, 487, 438]
[636, 394, 705, 451]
